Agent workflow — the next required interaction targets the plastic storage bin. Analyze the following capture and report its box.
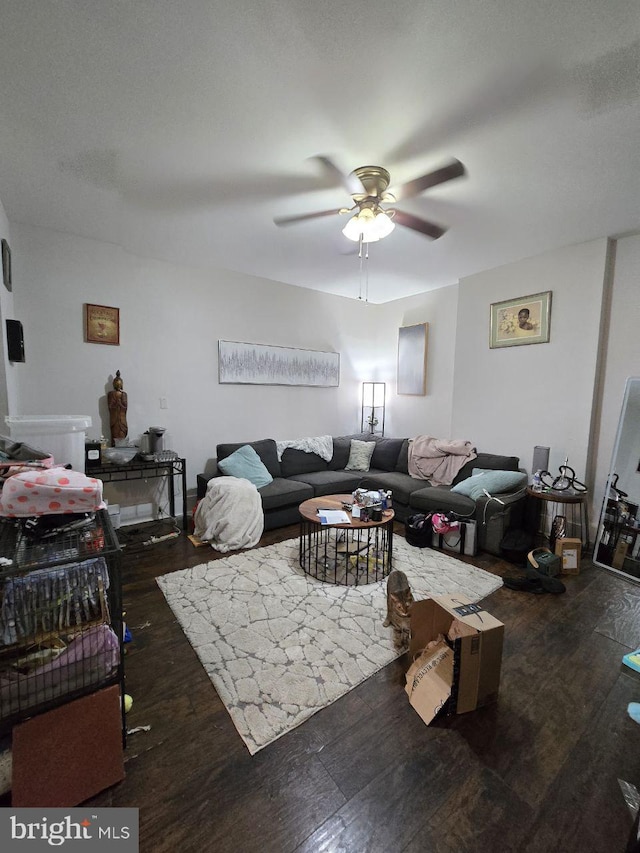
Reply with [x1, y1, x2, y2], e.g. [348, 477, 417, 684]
[5, 416, 92, 473]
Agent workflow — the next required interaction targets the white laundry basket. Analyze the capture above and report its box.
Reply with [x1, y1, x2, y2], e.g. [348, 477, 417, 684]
[5, 415, 92, 473]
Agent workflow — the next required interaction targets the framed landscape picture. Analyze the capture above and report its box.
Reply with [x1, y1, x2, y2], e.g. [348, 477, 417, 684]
[397, 323, 428, 395]
[85, 303, 120, 345]
[490, 291, 552, 348]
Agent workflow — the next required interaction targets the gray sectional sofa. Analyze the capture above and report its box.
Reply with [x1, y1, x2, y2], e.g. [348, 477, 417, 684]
[196, 434, 527, 556]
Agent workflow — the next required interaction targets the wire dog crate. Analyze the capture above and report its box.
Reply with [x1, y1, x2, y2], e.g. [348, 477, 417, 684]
[0, 509, 124, 737]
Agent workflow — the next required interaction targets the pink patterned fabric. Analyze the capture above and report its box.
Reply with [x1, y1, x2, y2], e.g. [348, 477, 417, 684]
[0, 466, 105, 517]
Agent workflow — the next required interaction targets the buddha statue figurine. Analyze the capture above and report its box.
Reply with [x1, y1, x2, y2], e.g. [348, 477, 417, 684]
[107, 370, 128, 445]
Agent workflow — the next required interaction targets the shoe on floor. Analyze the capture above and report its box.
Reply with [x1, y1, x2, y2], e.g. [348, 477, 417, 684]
[503, 576, 546, 594]
[522, 563, 566, 594]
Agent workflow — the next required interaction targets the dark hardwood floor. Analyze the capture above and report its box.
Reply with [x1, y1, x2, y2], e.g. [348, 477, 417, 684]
[87, 521, 640, 852]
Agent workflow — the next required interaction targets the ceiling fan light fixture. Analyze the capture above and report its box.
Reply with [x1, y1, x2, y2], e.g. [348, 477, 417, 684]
[373, 210, 395, 239]
[342, 206, 394, 243]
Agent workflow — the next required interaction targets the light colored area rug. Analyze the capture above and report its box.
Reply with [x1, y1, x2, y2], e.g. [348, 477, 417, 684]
[157, 537, 502, 754]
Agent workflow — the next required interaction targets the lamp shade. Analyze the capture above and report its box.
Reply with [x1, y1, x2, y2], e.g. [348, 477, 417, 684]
[373, 211, 395, 239]
[343, 209, 378, 243]
[362, 381, 385, 407]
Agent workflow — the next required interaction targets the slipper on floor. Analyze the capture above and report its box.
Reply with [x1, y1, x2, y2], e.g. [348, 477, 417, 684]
[522, 563, 566, 594]
[503, 576, 546, 594]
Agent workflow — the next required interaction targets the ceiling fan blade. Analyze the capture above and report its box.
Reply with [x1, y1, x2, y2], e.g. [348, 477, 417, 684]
[312, 155, 365, 196]
[393, 210, 447, 240]
[390, 159, 466, 202]
[273, 207, 344, 227]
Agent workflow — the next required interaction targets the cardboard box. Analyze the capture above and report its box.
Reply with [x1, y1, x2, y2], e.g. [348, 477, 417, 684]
[554, 537, 582, 574]
[405, 595, 504, 725]
[613, 539, 629, 570]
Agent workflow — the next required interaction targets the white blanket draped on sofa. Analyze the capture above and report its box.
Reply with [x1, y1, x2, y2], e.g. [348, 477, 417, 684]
[194, 477, 264, 552]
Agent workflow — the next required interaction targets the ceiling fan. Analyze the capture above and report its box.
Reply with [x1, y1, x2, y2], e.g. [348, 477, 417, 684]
[273, 156, 466, 243]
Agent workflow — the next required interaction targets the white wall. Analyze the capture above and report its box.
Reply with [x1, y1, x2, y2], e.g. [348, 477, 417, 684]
[10, 223, 377, 518]
[8, 221, 638, 536]
[371, 286, 459, 439]
[451, 239, 609, 484]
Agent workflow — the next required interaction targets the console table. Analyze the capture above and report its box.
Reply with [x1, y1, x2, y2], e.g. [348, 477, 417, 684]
[90, 457, 188, 530]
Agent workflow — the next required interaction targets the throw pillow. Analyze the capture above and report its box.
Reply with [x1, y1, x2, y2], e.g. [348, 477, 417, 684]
[451, 469, 527, 500]
[217, 444, 273, 488]
[345, 439, 376, 472]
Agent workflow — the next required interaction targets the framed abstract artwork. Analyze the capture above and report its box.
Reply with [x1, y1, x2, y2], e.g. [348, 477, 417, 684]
[218, 340, 340, 386]
[397, 323, 428, 395]
[490, 291, 552, 348]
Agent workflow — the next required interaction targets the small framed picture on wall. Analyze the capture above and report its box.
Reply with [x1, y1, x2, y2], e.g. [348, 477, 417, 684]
[85, 304, 120, 345]
[489, 291, 552, 348]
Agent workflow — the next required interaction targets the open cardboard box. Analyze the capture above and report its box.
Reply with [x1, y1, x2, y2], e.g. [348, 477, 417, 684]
[405, 594, 504, 726]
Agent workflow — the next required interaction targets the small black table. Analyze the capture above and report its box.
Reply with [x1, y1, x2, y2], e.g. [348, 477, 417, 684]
[90, 457, 188, 531]
[526, 486, 589, 550]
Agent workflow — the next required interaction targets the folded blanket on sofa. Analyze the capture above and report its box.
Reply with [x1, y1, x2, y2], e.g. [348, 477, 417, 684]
[194, 477, 264, 552]
[408, 436, 477, 486]
[275, 435, 333, 462]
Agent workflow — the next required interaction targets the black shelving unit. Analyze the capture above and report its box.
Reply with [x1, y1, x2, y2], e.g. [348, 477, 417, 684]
[597, 497, 640, 572]
[0, 509, 124, 741]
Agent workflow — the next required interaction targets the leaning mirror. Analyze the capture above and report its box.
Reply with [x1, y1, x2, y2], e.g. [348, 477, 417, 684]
[594, 377, 640, 581]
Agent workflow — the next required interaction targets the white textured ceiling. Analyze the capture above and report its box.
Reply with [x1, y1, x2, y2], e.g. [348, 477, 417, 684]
[0, 0, 639, 303]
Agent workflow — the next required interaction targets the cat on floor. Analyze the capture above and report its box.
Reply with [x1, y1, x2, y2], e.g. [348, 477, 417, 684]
[383, 569, 414, 651]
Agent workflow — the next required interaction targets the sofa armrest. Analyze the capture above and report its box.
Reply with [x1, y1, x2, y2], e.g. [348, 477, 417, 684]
[196, 460, 224, 500]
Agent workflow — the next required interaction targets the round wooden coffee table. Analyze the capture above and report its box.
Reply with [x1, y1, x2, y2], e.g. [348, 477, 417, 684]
[298, 493, 394, 585]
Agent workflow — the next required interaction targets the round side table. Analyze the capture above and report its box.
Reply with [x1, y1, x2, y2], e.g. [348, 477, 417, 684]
[526, 486, 589, 550]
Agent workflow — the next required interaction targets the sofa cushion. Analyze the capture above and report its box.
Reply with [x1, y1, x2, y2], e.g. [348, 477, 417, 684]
[395, 439, 410, 474]
[258, 477, 313, 510]
[359, 470, 431, 506]
[371, 438, 405, 472]
[280, 448, 328, 478]
[345, 439, 376, 472]
[409, 486, 477, 516]
[452, 469, 527, 500]
[328, 434, 373, 470]
[217, 438, 281, 478]
[217, 445, 273, 488]
[452, 452, 519, 485]
[290, 470, 363, 497]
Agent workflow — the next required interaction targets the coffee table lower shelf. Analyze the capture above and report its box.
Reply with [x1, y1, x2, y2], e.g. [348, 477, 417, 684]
[299, 517, 393, 589]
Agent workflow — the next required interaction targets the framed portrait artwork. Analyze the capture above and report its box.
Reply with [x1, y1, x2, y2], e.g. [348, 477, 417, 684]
[85, 304, 120, 345]
[490, 291, 552, 348]
[397, 323, 428, 395]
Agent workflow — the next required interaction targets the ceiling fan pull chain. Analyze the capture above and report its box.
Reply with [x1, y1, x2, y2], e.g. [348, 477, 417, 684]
[365, 250, 369, 303]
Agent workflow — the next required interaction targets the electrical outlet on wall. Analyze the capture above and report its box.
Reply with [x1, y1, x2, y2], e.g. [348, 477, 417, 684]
[160, 397, 168, 409]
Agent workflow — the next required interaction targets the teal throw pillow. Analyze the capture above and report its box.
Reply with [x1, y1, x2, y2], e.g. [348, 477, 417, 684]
[218, 444, 273, 488]
[451, 468, 526, 500]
